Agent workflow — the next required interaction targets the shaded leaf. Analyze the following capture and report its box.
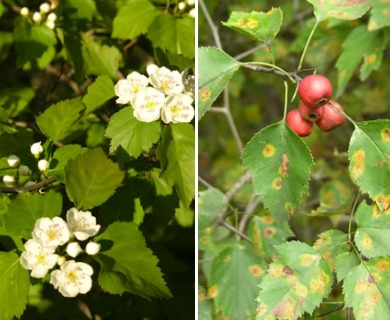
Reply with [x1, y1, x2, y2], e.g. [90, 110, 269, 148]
[63, 0, 96, 20]
[368, 1, 390, 31]
[198, 286, 213, 320]
[82, 75, 115, 114]
[198, 47, 240, 119]
[242, 121, 314, 222]
[0, 87, 35, 117]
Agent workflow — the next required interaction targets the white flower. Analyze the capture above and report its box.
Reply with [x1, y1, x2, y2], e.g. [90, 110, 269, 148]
[19, 165, 31, 176]
[66, 242, 82, 258]
[66, 208, 100, 241]
[131, 87, 165, 122]
[189, 8, 196, 18]
[20, 7, 29, 16]
[20, 239, 58, 278]
[148, 66, 184, 96]
[114, 72, 149, 105]
[178, 2, 186, 10]
[46, 21, 55, 29]
[85, 241, 101, 255]
[39, 3, 50, 14]
[32, 217, 70, 249]
[50, 260, 94, 297]
[161, 94, 195, 124]
[32, 12, 42, 23]
[7, 155, 20, 167]
[187, 0, 195, 5]
[57, 256, 66, 266]
[3, 175, 15, 187]
[146, 64, 159, 76]
[38, 159, 50, 172]
[30, 142, 43, 157]
[47, 12, 57, 22]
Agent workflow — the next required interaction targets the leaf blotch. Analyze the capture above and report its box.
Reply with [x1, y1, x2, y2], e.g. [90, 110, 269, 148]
[199, 86, 211, 102]
[351, 149, 365, 179]
[381, 128, 390, 141]
[248, 264, 263, 277]
[208, 285, 218, 298]
[262, 144, 276, 158]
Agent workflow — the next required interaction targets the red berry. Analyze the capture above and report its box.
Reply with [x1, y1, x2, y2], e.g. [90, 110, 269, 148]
[298, 75, 333, 108]
[298, 101, 324, 122]
[286, 109, 313, 137]
[316, 100, 346, 131]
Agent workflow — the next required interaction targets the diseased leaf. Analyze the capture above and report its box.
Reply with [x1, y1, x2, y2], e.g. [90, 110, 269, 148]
[83, 75, 115, 114]
[242, 121, 314, 222]
[222, 8, 283, 42]
[334, 251, 360, 282]
[348, 120, 390, 211]
[198, 286, 213, 320]
[368, 1, 390, 31]
[198, 47, 240, 119]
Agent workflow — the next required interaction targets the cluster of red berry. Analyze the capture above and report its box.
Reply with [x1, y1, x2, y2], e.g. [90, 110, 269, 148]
[286, 75, 345, 137]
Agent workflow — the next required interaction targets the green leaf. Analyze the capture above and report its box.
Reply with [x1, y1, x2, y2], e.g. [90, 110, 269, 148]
[112, 0, 159, 39]
[198, 47, 241, 119]
[306, 0, 374, 21]
[248, 213, 293, 260]
[158, 124, 195, 207]
[222, 8, 283, 42]
[147, 14, 195, 58]
[105, 107, 161, 158]
[63, 0, 96, 20]
[354, 201, 390, 258]
[3, 190, 62, 239]
[348, 120, 390, 211]
[335, 27, 385, 97]
[0, 87, 35, 117]
[256, 242, 333, 320]
[81, 35, 122, 79]
[369, 1, 390, 31]
[94, 221, 171, 298]
[198, 286, 213, 320]
[174, 201, 194, 227]
[334, 251, 360, 282]
[149, 168, 173, 196]
[65, 148, 124, 210]
[210, 242, 266, 320]
[198, 188, 228, 230]
[36, 97, 85, 142]
[242, 121, 314, 222]
[0, 252, 30, 320]
[83, 75, 115, 114]
[49, 144, 87, 182]
[343, 258, 390, 320]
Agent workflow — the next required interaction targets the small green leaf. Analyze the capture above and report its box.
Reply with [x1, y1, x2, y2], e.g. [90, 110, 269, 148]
[0, 87, 35, 117]
[343, 258, 390, 320]
[36, 97, 85, 142]
[222, 8, 283, 43]
[354, 201, 390, 258]
[368, 1, 390, 31]
[211, 242, 266, 320]
[3, 190, 62, 239]
[94, 221, 171, 298]
[198, 47, 241, 119]
[198, 188, 228, 230]
[242, 121, 314, 221]
[174, 201, 194, 227]
[256, 242, 333, 320]
[83, 75, 115, 114]
[0, 252, 30, 320]
[348, 120, 390, 211]
[105, 107, 161, 158]
[112, 0, 159, 39]
[63, 0, 96, 20]
[65, 148, 124, 210]
[306, 0, 374, 21]
[334, 251, 360, 282]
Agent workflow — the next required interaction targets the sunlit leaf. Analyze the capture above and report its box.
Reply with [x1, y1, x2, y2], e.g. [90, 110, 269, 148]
[82, 75, 115, 114]
[368, 1, 390, 31]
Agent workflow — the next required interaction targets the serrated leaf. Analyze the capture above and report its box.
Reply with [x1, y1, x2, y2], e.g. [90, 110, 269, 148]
[198, 286, 213, 320]
[36, 97, 85, 142]
[147, 14, 195, 58]
[343, 258, 390, 320]
[3, 190, 62, 239]
[335, 27, 385, 97]
[158, 124, 195, 207]
[105, 107, 161, 158]
[222, 8, 283, 43]
[368, 1, 390, 31]
[0, 252, 30, 320]
[348, 120, 390, 211]
[65, 148, 124, 210]
[354, 201, 390, 258]
[242, 121, 314, 222]
[198, 47, 240, 119]
[94, 221, 171, 298]
[256, 242, 333, 320]
[248, 213, 293, 260]
[334, 251, 360, 282]
[112, 0, 159, 39]
[210, 242, 266, 320]
[306, 0, 374, 21]
[82, 75, 115, 114]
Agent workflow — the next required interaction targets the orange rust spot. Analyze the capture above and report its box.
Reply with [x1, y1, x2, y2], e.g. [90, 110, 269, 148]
[364, 54, 376, 64]
[233, 18, 258, 28]
[199, 86, 211, 102]
[299, 253, 317, 266]
[272, 177, 282, 190]
[361, 234, 373, 250]
[204, 227, 211, 234]
[248, 264, 263, 277]
[351, 149, 365, 179]
[223, 255, 231, 263]
[261, 215, 273, 224]
[381, 128, 390, 141]
[264, 227, 276, 238]
[375, 194, 390, 211]
[262, 144, 276, 158]
[272, 297, 296, 318]
[280, 153, 289, 177]
[208, 285, 218, 298]
[375, 259, 390, 272]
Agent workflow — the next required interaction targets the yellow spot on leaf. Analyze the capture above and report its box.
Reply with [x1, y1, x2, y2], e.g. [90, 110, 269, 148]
[256, 303, 267, 316]
[248, 264, 263, 277]
[208, 285, 218, 298]
[374, 194, 390, 211]
[375, 259, 390, 272]
[313, 233, 332, 249]
[284, 203, 294, 215]
[262, 215, 273, 224]
[268, 264, 284, 278]
[299, 253, 318, 266]
[233, 18, 258, 28]
[199, 86, 211, 102]
[383, 8, 390, 15]
[381, 128, 390, 141]
[264, 227, 276, 238]
[310, 271, 328, 293]
[272, 177, 282, 190]
[272, 296, 296, 318]
[198, 198, 203, 205]
[361, 234, 373, 250]
[199, 236, 209, 244]
[292, 281, 308, 298]
[339, 70, 347, 78]
[280, 153, 289, 177]
[359, 304, 375, 318]
[204, 227, 211, 234]
[262, 144, 276, 158]
[364, 54, 377, 64]
[351, 149, 365, 179]
[223, 255, 231, 263]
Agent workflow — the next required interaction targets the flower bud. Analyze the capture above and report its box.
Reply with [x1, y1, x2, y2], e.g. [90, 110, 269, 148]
[66, 242, 82, 258]
[30, 142, 43, 157]
[32, 12, 42, 23]
[186, 0, 195, 5]
[86, 241, 101, 255]
[178, 2, 186, 10]
[7, 155, 20, 167]
[47, 12, 57, 22]
[56, 256, 66, 266]
[3, 175, 15, 187]
[46, 21, 55, 29]
[39, 3, 50, 14]
[20, 7, 29, 17]
[24, 181, 36, 188]
[189, 8, 195, 18]
[38, 159, 50, 172]
[19, 165, 31, 176]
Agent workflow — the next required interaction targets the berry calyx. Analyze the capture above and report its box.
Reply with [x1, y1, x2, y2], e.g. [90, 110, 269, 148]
[298, 75, 333, 108]
[298, 101, 324, 122]
[286, 109, 313, 137]
[316, 100, 346, 131]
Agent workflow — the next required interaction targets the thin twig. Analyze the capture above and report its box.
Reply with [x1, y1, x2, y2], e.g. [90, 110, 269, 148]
[225, 172, 251, 201]
[317, 303, 345, 318]
[243, 64, 302, 83]
[198, 176, 214, 189]
[223, 88, 243, 154]
[0, 177, 57, 194]
[221, 220, 252, 243]
[199, 0, 223, 49]
[238, 195, 262, 233]
[234, 44, 267, 61]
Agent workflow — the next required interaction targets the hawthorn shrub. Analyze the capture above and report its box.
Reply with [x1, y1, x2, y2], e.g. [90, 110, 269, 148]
[0, 0, 195, 319]
[198, 1, 390, 319]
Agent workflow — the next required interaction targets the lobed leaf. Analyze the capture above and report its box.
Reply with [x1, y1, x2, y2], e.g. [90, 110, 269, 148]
[82, 75, 115, 114]
[198, 47, 240, 119]
[368, 1, 390, 31]
[242, 121, 314, 222]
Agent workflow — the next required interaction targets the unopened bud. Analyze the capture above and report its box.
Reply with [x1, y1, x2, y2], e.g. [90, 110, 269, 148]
[39, 3, 50, 14]
[46, 21, 55, 29]
[19, 165, 31, 176]
[20, 7, 29, 17]
[86, 241, 101, 255]
[30, 142, 43, 157]
[3, 175, 15, 187]
[32, 12, 42, 23]
[7, 155, 20, 167]
[38, 159, 50, 172]
[47, 12, 57, 22]
[66, 242, 83, 258]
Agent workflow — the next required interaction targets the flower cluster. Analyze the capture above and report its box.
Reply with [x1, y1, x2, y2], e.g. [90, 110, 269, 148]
[177, 0, 196, 18]
[114, 64, 195, 124]
[20, 2, 57, 29]
[20, 208, 101, 297]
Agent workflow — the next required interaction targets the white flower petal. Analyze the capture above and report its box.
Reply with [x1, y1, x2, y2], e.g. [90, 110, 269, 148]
[66, 208, 101, 241]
